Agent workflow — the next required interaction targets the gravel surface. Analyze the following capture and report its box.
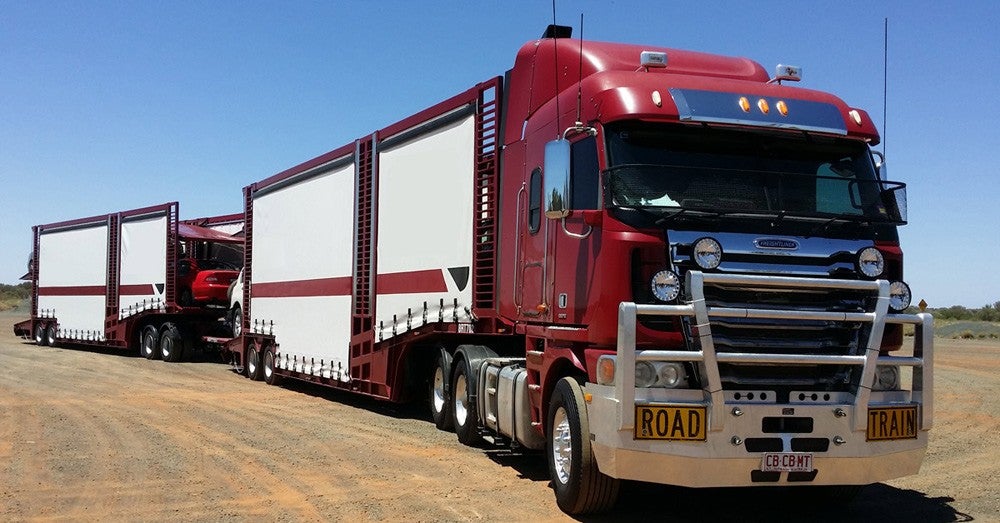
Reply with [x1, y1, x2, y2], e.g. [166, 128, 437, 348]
[1, 310, 996, 522]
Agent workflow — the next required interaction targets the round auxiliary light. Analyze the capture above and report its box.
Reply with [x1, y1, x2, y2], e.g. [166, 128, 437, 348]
[693, 237, 723, 270]
[658, 363, 684, 388]
[889, 281, 912, 312]
[635, 361, 657, 388]
[776, 100, 789, 116]
[857, 247, 885, 278]
[650, 270, 681, 302]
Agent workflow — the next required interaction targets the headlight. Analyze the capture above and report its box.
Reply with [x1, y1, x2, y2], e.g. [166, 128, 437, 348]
[651, 270, 681, 302]
[889, 281, 911, 312]
[635, 361, 657, 388]
[873, 365, 899, 391]
[657, 363, 685, 388]
[857, 247, 885, 278]
[692, 237, 722, 270]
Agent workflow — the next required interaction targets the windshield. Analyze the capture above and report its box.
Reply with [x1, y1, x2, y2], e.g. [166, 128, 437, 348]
[604, 123, 905, 223]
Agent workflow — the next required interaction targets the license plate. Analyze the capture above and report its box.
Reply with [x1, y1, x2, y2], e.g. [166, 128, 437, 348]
[634, 405, 707, 441]
[866, 405, 918, 441]
[761, 452, 814, 472]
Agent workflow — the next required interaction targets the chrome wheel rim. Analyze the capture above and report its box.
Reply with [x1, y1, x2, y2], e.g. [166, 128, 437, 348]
[264, 352, 273, 379]
[142, 333, 154, 357]
[454, 373, 468, 427]
[247, 348, 258, 376]
[551, 406, 572, 485]
[432, 366, 446, 414]
[161, 337, 173, 359]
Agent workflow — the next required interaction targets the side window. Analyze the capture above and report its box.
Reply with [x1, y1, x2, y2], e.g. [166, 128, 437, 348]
[528, 167, 542, 234]
[571, 136, 599, 210]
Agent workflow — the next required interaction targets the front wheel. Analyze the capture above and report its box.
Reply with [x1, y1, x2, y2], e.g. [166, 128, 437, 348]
[547, 377, 620, 515]
[160, 324, 185, 363]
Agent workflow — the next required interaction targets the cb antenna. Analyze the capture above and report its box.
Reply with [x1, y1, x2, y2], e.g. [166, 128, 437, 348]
[882, 17, 888, 157]
[551, 0, 560, 138]
[575, 13, 584, 126]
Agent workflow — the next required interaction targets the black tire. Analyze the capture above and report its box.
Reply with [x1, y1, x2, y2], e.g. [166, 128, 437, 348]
[140, 325, 160, 360]
[230, 304, 243, 338]
[179, 288, 193, 307]
[34, 323, 48, 346]
[44, 324, 58, 347]
[263, 345, 282, 386]
[452, 357, 479, 445]
[246, 343, 262, 381]
[160, 324, 185, 363]
[429, 349, 454, 431]
[547, 377, 620, 515]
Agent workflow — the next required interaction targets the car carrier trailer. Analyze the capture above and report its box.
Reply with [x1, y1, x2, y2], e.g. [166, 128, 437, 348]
[15, 202, 242, 362]
[220, 26, 933, 514]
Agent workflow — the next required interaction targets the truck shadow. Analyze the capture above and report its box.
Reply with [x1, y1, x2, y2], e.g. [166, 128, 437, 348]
[482, 451, 971, 522]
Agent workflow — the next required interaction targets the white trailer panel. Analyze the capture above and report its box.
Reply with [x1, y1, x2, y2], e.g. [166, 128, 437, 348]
[251, 159, 356, 376]
[37, 223, 109, 339]
[118, 214, 168, 318]
[375, 113, 475, 341]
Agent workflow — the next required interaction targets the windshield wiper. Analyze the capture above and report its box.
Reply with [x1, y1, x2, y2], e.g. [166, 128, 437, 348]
[807, 213, 870, 238]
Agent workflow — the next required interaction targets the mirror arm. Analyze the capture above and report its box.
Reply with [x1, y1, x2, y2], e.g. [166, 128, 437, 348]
[562, 216, 593, 239]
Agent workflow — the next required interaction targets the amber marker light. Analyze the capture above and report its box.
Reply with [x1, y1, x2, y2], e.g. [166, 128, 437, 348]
[757, 98, 770, 114]
[776, 100, 788, 116]
[849, 109, 863, 126]
[738, 96, 751, 112]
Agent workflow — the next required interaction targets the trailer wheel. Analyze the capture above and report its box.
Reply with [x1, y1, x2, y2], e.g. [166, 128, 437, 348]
[160, 324, 185, 363]
[44, 324, 58, 347]
[547, 377, 620, 515]
[34, 323, 48, 346]
[429, 349, 454, 431]
[263, 345, 282, 386]
[246, 343, 262, 381]
[452, 358, 479, 445]
[140, 326, 160, 359]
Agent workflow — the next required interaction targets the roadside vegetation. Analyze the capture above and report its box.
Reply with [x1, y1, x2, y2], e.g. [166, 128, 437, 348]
[0, 282, 31, 312]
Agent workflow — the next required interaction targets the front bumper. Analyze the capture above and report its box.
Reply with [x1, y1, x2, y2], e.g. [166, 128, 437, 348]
[588, 271, 933, 487]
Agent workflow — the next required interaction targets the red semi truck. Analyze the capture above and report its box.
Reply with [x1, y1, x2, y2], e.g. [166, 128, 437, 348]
[15, 202, 243, 361]
[222, 26, 932, 513]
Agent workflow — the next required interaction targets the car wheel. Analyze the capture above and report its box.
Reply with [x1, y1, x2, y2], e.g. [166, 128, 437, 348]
[160, 324, 185, 363]
[179, 288, 193, 307]
[45, 324, 58, 347]
[34, 323, 48, 346]
[246, 343, 262, 381]
[140, 325, 160, 359]
[230, 304, 242, 338]
[452, 358, 479, 445]
[548, 376, 620, 515]
[263, 345, 282, 386]
[429, 348, 454, 431]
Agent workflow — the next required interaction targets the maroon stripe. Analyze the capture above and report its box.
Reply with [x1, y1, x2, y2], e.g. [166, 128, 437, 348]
[38, 285, 105, 296]
[377, 269, 447, 294]
[120, 284, 156, 296]
[253, 277, 353, 298]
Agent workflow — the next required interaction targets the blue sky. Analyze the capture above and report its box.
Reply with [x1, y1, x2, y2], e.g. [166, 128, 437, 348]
[1, 1, 997, 307]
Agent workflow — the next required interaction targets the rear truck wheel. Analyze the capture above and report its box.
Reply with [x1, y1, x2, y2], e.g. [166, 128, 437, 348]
[44, 324, 57, 347]
[246, 343, 262, 381]
[140, 326, 160, 360]
[452, 357, 479, 445]
[548, 376, 620, 515]
[429, 348, 454, 431]
[160, 324, 185, 363]
[34, 323, 48, 346]
[263, 345, 282, 386]
[230, 304, 243, 338]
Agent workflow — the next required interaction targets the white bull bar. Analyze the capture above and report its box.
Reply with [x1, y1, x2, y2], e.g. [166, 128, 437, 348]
[614, 271, 934, 434]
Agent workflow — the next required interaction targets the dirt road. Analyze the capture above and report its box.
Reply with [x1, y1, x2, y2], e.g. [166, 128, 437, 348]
[1, 310, 997, 521]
